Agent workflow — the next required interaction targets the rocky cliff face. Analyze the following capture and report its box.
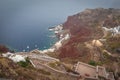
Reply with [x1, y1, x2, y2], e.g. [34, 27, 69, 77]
[58, 8, 120, 60]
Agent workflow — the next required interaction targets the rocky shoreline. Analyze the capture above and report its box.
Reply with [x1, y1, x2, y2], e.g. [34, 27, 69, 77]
[39, 24, 70, 53]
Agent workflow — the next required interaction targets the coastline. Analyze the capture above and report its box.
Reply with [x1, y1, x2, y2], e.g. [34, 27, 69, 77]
[39, 24, 70, 54]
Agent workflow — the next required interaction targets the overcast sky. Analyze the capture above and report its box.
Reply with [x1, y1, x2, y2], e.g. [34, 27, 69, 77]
[0, 0, 120, 29]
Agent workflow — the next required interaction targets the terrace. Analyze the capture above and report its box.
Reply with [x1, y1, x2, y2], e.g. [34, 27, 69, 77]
[74, 61, 115, 80]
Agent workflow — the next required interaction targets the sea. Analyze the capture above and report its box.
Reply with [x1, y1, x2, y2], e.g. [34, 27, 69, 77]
[0, 24, 59, 52]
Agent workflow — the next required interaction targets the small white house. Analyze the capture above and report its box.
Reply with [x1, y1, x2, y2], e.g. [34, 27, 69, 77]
[2, 52, 26, 63]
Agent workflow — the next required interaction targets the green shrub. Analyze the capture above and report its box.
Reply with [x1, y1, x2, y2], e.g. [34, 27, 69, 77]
[88, 60, 97, 66]
[17, 61, 29, 67]
[17, 57, 30, 67]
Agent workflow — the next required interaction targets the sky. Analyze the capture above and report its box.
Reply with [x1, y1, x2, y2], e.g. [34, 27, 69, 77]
[0, 0, 120, 27]
[0, 0, 120, 29]
[0, 0, 120, 51]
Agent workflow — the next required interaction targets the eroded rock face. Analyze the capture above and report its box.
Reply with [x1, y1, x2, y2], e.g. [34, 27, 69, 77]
[58, 8, 120, 59]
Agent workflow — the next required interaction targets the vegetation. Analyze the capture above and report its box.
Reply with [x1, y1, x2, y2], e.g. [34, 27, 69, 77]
[105, 37, 120, 52]
[96, 61, 103, 66]
[88, 60, 103, 66]
[17, 57, 30, 67]
[17, 61, 28, 67]
[0, 57, 52, 80]
[48, 61, 61, 69]
[103, 52, 110, 59]
[88, 60, 97, 66]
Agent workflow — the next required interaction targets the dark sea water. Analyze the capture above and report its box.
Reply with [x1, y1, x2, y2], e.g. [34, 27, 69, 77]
[0, 23, 58, 52]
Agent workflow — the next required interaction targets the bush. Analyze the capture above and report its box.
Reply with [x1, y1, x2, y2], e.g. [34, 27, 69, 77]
[17, 61, 29, 67]
[88, 60, 97, 66]
[17, 57, 30, 67]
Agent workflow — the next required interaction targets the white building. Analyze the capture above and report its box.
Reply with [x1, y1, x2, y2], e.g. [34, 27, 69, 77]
[2, 52, 26, 62]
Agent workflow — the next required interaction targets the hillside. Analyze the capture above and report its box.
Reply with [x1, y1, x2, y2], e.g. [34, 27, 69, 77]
[54, 8, 120, 79]
[58, 8, 120, 59]
[0, 8, 120, 80]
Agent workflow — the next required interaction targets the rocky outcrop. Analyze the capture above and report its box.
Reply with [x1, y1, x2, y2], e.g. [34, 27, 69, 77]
[0, 45, 10, 53]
